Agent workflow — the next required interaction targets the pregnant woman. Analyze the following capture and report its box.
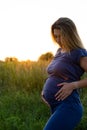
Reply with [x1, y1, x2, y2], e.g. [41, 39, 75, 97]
[41, 17, 87, 130]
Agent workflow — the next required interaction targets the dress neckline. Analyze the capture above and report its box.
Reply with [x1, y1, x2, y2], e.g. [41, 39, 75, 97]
[59, 48, 67, 54]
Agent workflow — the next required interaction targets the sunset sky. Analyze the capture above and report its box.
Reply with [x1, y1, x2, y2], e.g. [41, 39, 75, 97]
[0, 0, 87, 61]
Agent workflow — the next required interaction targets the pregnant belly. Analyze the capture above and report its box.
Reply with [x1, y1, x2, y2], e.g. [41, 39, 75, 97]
[42, 77, 63, 106]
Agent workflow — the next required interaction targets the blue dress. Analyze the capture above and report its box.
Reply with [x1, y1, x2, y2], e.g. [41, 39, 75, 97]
[42, 48, 87, 130]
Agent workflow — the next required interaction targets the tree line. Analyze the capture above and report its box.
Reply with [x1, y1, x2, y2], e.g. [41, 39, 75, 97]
[3, 52, 54, 62]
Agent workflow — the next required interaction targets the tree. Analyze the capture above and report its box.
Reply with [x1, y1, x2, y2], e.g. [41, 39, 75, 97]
[38, 52, 54, 61]
[5, 57, 18, 62]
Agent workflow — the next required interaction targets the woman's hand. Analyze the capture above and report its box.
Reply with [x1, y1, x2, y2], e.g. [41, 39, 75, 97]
[55, 82, 74, 101]
[41, 91, 50, 107]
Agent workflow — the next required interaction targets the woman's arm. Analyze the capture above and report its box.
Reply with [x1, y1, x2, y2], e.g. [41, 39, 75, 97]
[55, 56, 87, 101]
[73, 56, 87, 89]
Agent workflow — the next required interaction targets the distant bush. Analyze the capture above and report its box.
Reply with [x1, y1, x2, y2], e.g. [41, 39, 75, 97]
[5, 57, 18, 62]
[38, 52, 54, 61]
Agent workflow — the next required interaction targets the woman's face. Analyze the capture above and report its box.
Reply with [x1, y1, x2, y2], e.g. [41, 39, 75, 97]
[53, 29, 62, 47]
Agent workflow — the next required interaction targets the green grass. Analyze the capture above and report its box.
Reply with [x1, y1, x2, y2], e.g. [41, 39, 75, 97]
[0, 60, 87, 130]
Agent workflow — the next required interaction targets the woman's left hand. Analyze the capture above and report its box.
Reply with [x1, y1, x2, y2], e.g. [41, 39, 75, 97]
[55, 82, 74, 101]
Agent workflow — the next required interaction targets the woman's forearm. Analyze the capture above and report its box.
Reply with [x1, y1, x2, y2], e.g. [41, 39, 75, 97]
[73, 78, 87, 89]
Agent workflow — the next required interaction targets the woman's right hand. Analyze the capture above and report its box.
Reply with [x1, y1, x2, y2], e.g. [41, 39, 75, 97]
[55, 82, 74, 101]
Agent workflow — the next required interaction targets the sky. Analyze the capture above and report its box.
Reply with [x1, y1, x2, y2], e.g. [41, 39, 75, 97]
[0, 0, 87, 61]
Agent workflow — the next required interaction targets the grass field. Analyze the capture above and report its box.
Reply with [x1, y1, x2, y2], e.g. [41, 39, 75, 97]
[0, 60, 87, 130]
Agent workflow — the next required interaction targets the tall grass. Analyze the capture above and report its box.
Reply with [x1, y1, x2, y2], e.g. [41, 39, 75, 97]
[0, 60, 87, 130]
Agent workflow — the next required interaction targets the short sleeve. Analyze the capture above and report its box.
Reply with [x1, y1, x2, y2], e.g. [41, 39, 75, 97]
[71, 48, 87, 64]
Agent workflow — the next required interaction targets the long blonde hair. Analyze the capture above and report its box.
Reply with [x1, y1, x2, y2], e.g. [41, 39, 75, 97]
[51, 17, 84, 52]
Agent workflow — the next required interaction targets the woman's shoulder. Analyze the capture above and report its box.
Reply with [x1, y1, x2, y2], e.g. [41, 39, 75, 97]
[71, 48, 87, 55]
[70, 48, 87, 64]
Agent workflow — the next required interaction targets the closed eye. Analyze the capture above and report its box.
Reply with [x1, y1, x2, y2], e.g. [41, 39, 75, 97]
[54, 35, 60, 39]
